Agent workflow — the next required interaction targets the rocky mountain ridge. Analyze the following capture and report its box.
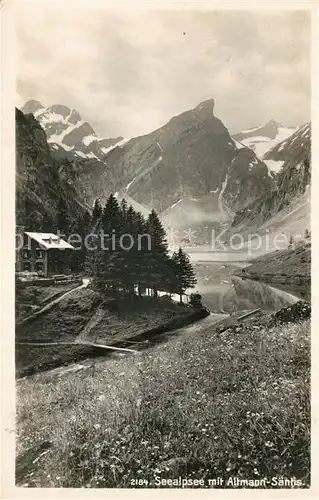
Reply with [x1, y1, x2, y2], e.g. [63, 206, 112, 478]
[231, 122, 311, 234]
[16, 107, 87, 230]
[98, 99, 274, 226]
[21, 99, 125, 163]
[233, 119, 297, 171]
[20, 98, 309, 244]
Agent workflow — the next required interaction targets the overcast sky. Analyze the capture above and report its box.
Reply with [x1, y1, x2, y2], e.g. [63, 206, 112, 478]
[16, 8, 311, 138]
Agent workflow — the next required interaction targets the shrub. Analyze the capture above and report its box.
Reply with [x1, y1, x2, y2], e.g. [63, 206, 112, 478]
[189, 292, 203, 309]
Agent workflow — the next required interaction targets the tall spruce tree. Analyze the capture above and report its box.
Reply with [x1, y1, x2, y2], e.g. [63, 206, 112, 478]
[86, 194, 191, 302]
[71, 210, 91, 272]
[42, 212, 54, 232]
[120, 198, 128, 217]
[121, 205, 148, 298]
[172, 247, 197, 303]
[102, 194, 122, 234]
[146, 209, 170, 297]
[100, 194, 126, 293]
[92, 199, 102, 226]
[132, 208, 150, 296]
[54, 196, 70, 235]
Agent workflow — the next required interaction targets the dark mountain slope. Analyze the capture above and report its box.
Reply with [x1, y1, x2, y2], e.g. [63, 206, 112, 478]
[16, 107, 87, 230]
[100, 99, 274, 215]
[231, 123, 311, 231]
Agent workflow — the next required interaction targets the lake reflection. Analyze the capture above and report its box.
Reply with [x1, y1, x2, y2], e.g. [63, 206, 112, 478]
[193, 261, 301, 313]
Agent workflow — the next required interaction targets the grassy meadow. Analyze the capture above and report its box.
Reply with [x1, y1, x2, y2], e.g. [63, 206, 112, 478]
[16, 288, 202, 377]
[16, 316, 310, 488]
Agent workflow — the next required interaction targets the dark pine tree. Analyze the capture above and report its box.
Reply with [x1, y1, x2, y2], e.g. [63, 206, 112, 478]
[132, 208, 150, 297]
[100, 194, 125, 293]
[102, 194, 122, 234]
[41, 212, 55, 233]
[86, 194, 188, 302]
[120, 205, 148, 298]
[54, 196, 70, 236]
[86, 242, 107, 292]
[120, 198, 128, 218]
[92, 199, 103, 227]
[172, 247, 197, 303]
[304, 157, 310, 184]
[71, 210, 92, 272]
[146, 209, 170, 297]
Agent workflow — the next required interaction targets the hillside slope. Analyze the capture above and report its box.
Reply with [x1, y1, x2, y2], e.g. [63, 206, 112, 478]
[21, 100, 127, 208]
[235, 241, 311, 301]
[233, 119, 297, 166]
[16, 108, 87, 229]
[231, 123, 311, 237]
[21, 99, 124, 162]
[263, 122, 310, 174]
[243, 243, 311, 279]
[100, 99, 273, 221]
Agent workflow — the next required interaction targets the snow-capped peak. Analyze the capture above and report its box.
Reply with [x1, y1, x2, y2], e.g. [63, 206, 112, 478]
[232, 119, 300, 175]
[233, 120, 298, 160]
[21, 99, 124, 165]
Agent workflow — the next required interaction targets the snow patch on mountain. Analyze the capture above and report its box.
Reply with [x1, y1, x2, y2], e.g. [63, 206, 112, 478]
[21, 99, 125, 165]
[82, 134, 97, 146]
[233, 120, 299, 175]
[233, 139, 246, 150]
[240, 124, 262, 134]
[114, 190, 151, 218]
[263, 159, 285, 173]
[100, 137, 131, 156]
[239, 127, 298, 158]
[264, 123, 311, 168]
[171, 199, 183, 209]
[124, 153, 163, 195]
[46, 119, 85, 145]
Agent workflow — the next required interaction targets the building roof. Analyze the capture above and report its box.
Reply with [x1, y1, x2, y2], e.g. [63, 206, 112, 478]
[25, 232, 75, 250]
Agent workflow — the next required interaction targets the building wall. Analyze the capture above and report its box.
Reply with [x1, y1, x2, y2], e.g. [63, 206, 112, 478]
[20, 236, 47, 275]
[15, 225, 25, 272]
[16, 233, 73, 277]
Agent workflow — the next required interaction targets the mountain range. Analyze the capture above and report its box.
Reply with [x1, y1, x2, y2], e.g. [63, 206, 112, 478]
[16, 107, 87, 231]
[233, 119, 297, 169]
[21, 99, 125, 161]
[18, 99, 311, 245]
[231, 121, 311, 243]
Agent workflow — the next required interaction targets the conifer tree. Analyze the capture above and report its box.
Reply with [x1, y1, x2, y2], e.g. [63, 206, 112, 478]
[121, 198, 128, 217]
[92, 199, 102, 226]
[121, 205, 149, 298]
[146, 209, 170, 297]
[87, 243, 107, 291]
[54, 196, 70, 235]
[86, 194, 197, 303]
[42, 212, 54, 232]
[71, 210, 91, 272]
[100, 194, 125, 293]
[133, 208, 150, 296]
[172, 247, 197, 303]
[102, 194, 122, 235]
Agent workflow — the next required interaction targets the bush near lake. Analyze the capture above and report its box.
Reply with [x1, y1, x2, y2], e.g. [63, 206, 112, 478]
[16, 315, 310, 488]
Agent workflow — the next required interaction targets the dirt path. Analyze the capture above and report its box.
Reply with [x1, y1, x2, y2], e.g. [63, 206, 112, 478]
[74, 305, 106, 343]
[17, 278, 90, 327]
[17, 312, 230, 381]
[17, 340, 137, 352]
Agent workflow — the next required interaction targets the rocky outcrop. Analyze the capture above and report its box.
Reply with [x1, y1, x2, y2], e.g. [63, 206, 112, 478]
[16, 107, 87, 230]
[98, 99, 274, 218]
[233, 119, 297, 163]
[21, 99, 124, 168]
[231, 123, 311, 230]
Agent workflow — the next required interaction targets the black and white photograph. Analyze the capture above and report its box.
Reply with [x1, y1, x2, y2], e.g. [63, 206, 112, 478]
[3, 1, 314, 493]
